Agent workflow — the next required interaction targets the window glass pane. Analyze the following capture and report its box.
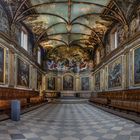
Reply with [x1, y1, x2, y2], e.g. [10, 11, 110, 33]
[21, 28, 28, 51]
[38, 48, 41, 64]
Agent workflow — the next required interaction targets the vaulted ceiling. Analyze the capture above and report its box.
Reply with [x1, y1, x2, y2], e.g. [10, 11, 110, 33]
[4, 0, 115, 49]
[25, 0, 111, 49]
[3, 0, 136, 72]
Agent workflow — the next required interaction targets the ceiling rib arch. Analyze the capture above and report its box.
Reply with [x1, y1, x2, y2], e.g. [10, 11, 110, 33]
[47, 32, 91, 37]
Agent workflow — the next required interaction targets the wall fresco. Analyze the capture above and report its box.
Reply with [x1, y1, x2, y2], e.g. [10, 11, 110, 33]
[44, 46, 93, 73]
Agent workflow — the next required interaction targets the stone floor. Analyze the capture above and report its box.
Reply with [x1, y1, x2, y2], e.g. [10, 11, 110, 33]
[0, 103, 140, 140]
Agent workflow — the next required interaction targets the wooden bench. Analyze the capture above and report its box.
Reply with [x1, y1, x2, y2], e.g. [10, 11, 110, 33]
[89, 97, 108, 105]
[90, 89, 140, 113]
[30, 96, 44, 105]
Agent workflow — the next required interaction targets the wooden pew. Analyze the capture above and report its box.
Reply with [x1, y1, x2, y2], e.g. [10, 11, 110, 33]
[90, 89, 140, 113]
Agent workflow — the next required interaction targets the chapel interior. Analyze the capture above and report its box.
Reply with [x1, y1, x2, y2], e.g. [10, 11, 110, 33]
[0, 0, 140, 140]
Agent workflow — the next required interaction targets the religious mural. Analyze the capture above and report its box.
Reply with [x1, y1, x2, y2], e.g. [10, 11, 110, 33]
[63, 75, 73, 90]
[17, 58, 29, 87]
[0, 47, 4, 83]
[134, 47, 140, 85]
[47, 77, 55, 90]
[44, 46, 94, 73]
[108, 57, 122, 89]
[95, 72, 100, 91]
[81, 77, 89, 90]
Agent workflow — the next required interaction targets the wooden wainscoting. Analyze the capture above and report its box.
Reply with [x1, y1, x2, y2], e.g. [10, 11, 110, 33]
[0, 87, 41, 112]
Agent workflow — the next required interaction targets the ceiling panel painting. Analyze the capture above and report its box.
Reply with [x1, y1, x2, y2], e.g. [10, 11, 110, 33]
[71, 4, 103, 20]
[35, 4, 68, 20]
[70, 34, 89, 43]
[48, 34, 69, 44]
[71, 24, 91, 34]
[47, 23, 67, 35]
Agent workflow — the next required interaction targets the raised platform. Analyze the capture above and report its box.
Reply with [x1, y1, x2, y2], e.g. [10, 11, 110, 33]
[56, 96, 88, 104]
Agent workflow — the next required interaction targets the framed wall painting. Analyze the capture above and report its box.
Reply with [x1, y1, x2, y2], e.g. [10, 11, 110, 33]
[47, 77, 55, 90]
[133, 46, 140, 85]
[0, 47, 5, 84]
[63, 75, 73, 90]
[108, 57, 122, 89]
[95, 71, 100, 91]
[81, 77, 89, 90]
[17, 58, 29, 87]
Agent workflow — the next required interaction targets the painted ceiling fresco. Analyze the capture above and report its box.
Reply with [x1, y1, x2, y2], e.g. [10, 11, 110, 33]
[24, 0, 111, 48]
[21, 0, 112, 73]
[3, 0, 116, 73]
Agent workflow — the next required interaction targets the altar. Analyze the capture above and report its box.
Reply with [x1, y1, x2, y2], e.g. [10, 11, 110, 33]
[60, 91, 76, 97]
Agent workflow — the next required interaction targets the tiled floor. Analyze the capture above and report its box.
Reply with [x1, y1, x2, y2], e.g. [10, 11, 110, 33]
[0, 103, 140, 140]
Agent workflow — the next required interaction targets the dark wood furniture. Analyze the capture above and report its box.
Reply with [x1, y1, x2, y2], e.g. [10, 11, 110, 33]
[89, 89, 140, 113]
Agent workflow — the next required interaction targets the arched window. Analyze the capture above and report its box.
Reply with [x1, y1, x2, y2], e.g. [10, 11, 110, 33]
[110, 28, 118, 50]
[37, 47, 41, 64]
[21, 27, 28, 51]
[96, 50, 100, 65]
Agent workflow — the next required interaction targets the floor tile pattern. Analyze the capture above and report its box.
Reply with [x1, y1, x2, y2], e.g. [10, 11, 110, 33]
[0, 103, 140, 140]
